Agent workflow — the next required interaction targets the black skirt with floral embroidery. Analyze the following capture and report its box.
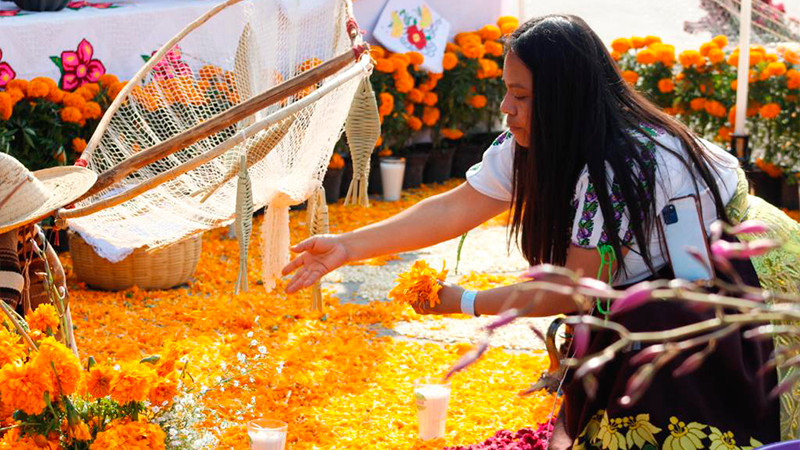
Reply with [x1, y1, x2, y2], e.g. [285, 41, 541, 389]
[552, 254, 780, 450]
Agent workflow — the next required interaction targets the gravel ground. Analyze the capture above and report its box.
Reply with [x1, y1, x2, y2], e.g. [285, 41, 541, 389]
[323, 225, 555, 352]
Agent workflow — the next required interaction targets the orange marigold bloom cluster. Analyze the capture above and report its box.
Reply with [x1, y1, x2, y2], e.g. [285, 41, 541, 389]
[328, 152, 345, 170]
[477, 58, 501, 79]
[378, 92, 394, 117]
[442, 52, 458, 71]
[388, 260, 447, 308]
[441, 128, 463, 140]
[72, 137, 87, 154]
[755, 158, 783, 178]
[0, 327, 25, 367]
[657, 78, 674, 93]
[0, 362, 53, 415]
[148, 375, 178, 406]
[468, 94, 487, 109]
[86, 364, 116, 399]
[704, 99, 727, 118]
[422, 106, 440, 126]
[497, 16, 520, 35]
[33, 336, 82, 396]
[26, 303, 60, 334]
[759, 102, 781, 119]
[621, 70, 639, 85]
[109, 362, 157, 405]
[90, 419, 166, 450]
[405, 115, 422, 131]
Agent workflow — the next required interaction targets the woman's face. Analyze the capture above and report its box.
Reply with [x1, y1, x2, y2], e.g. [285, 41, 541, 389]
[500, 51, 533, 147]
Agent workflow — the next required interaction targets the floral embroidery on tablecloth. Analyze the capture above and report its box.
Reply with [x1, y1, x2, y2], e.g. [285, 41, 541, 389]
[51, 39, 106, 90]
[572, 410, 766, 450]
[0, 49, 16, 88]
[141, 45, 193, 81]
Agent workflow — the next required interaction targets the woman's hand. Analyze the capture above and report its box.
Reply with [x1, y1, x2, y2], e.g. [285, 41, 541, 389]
[282, 234, 350, 294]
[411, 282, 465, 315]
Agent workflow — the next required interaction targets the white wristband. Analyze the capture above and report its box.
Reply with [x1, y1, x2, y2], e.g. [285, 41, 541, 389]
[460, 290, 479, 317]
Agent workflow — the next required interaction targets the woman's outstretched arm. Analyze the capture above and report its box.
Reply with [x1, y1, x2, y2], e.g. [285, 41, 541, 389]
[282, 182, 509, 293]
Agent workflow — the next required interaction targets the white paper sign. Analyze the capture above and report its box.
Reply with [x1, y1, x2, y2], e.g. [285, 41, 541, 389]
[372, 0, 451, 73]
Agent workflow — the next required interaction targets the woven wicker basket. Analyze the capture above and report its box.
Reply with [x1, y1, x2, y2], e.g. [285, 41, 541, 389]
[68, 231, 202, 291]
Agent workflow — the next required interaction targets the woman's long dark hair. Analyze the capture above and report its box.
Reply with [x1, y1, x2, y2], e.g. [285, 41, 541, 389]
[507, 15, 728, 277]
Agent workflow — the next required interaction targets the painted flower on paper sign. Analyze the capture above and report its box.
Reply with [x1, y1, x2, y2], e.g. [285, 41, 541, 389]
[406, 24, 427, 50]
[51, 39, 106, 90]
[0, 50, 16, 88]
[0, 9, 23, 17]
[142, 45, 193, 81]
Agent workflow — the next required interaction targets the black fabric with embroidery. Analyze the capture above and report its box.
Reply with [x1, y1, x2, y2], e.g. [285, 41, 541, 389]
[553, 237, 780, 449]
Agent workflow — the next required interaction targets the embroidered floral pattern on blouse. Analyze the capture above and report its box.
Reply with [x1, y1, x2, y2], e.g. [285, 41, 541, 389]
[599, 179, 631, 246]
[576, 182, 599, 247]
[492, 130, 512, 146]
[572, 410, 766, 450]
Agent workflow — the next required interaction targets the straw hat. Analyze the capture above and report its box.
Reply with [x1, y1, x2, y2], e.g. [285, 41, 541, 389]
[0, 153, 97, 235]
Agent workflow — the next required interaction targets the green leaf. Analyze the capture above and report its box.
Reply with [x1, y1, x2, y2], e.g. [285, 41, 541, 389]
[140, 355, 161, 364]
[87, 356, 97, 370]
[454, 232, 468, 275]
[141, 54, 151, 63]
[50, 56, 63, 73]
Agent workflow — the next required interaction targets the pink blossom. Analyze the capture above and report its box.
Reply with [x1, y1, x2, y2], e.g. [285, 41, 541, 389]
[0, 50, 15, 88]
[610, 281, 659, 315]
[711, 239, 780, 259]
[151, 45, 193, 81]
[60, 39, 106, 90]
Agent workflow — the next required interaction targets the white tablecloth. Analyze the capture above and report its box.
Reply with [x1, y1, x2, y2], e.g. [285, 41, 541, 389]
[0, 0, 245, 83]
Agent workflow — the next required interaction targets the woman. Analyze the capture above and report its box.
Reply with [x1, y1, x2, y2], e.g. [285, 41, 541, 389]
[283, 15, 800, 447]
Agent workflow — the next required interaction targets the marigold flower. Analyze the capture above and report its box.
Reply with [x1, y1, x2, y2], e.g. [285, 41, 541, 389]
[423, 91, 437, 106]
[405, 115, 422, 131]
[445, 42, 461, 53]
[784, 48, 800, 65]
[621, 70, 639, 85]
[708, 47, 725, 64]
[610, 51, 622, 61]
[46, 87, 65, 104]
[408, 88, 424, 104]
[455, 32, 482, 48]
[499, 19, 519, 35]
[328, 152, 345, 170]
[62, 92, 86, 108]
[611, 37, 631, 54]
[406, 51, 424, 66]
[27, 303, 60, 334]
[404, 101, 414, 115]
[389, 54, 410, 72]
[422, 106, 440, 126]
[394, 74, 414, 94]
[110, 362, 157, 404]
[689, 97, 706, 111]
[679, 50, 701, 68]
[699, 42, 717, 57]
[0, 362, 53, 415]
[478, 24, 502, 41]
[388, 260, 447, 308]
[0, 92, 12, 120]
[71, 137, 87, 154]
[469, 95, 487, 109]
[33, 336, 82, 396]
[657, 78, 674, 93]
[0, 327, 24, 367]
[374, 58, 394, 73]
[108, 81, 126, 100]
[86, 364, 115, 399]
[767, 62, 787, 77]
[704, 100, 726, 118]
[90, 419, 166, 450]
[60, 106, 83, 123]
[759, 102, 781, 119]
[149, 375, 178, 406]
[484, 40, 504, 57]
[370, 45, 386, 60]
[477, 58, 500, 79]
[461, 43, 486, 59]
[651, 43, 675, 65]
[75, 86, 94, 101]
[442, 52, 458, 71]
[630, 36, 646, 49]
[635, 49, 656, 65]
[749, 51, 763, 66]
[98, 73, 119, 88]
[644, 35, 661, 45]
[374, 136, 383, 148]
[442, 128, 463, 140]
[718, 126, 731, 142]
[26, 79, 50, 98]
[81, 101, 102, 120]
[712, 34, 728, 49]
[6, 79, 28, 93]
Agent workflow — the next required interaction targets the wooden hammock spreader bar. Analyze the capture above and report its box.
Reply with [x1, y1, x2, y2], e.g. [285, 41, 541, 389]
[77, 46, 366, 202]
[80, 0, 246, 162]
[58, 56, 371, 220]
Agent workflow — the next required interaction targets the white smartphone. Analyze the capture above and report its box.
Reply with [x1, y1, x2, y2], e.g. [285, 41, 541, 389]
[658, 194, 715, 281]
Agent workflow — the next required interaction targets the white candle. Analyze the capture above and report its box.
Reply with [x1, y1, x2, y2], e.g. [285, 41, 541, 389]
[248, 429, 286, 450]
[380, 157, 405, 201]
[734, 0, 753, 137]
[414, 383, 451, 441]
